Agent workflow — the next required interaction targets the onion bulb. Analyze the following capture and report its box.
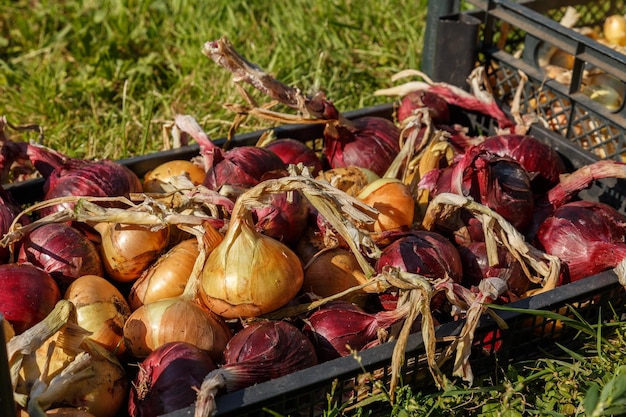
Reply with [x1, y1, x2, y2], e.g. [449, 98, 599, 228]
[128, 238, 200, 310]
[0, 263, 61, 334]
[357, 178, 415, 233]
[200, 211, 304, 319]
[17, 323, 127, 417]
[95, 222, 170, 283]
[123, 297, 232, 361]
[64, 275, 131, 355]
[301, 247, 371, 305]
[604, 14, 626, 46]
[18, 223, 103, 291]
[128, 341, 217, 417]
[142, 160, 206, 193]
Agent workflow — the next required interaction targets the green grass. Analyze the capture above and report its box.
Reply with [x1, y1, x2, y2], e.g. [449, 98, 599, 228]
[0, 0, 427, 160]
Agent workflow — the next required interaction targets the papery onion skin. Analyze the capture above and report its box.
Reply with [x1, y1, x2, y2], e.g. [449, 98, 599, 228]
[302, 301, 405, 362]
[316, 166, 379, 196]
[0, 186, 27, 263]
[0, 263, 61, 334]
[128, 341, 217, 417]
[200, 213, 304, 319]
[128, 239, 199, 310]
[477, 134, 566, 193]
[397, 90, 451, 125]
[253, 190, 310, 246]
[357, 178, 415, 233]
[219, 320, 318, 392]
[535, 200, 626, 284]
[323, 116, 401, 177]
[301, 247, 370, 305]
[263, 138, 324, 175]
[95, 222, 170, 283]
[24, 143, 142, 216]
[203, 146, 286, 191]
[64, 275, 131, 355]
[18, 223, 103, 291]
[123, 297, 232, 361]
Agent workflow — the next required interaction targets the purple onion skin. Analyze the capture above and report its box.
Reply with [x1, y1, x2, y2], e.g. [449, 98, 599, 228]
[203, 146, 286, 191]
[263, 138, 323, 175]
[0, 263, 61, 334]
[458, 242, 530, 296]
[477, 134, 567, 194]
[24, 144, 143, 216]
[253, 191, 310, 245]
[375, 231, 463, 283]
[302, 301, 401, 362]
[397, 90, 451, 125]
[323, 116, 401, 177]
[128, 341, 217, 417]
[422, 147, 535, 234]
[221, 320, 318, 392]
[536, 200, 626, 284]
[17, 223, 103, 291]
[375, 230, 463, 315]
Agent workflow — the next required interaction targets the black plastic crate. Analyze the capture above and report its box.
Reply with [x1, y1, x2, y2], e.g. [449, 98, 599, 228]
[460, 0, 626, 163]
[3, 102, 625, 417]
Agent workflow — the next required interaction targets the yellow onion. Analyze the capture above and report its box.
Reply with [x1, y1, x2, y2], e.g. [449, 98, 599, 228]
[128, 238, 200, 310]
[316, 166, 378, 196]
[42, 408, 97, 417]
[123, 222, 231, 360]
[604, 14, 626, 46]
[357, 178, 415, 233]
[301, 247, 376, 304]
[199, 211, 304, 319]
[142, 159, 206, 193]
[17, 323, 127, 417]
[94, 222, 170, 283]
[123, 297, 231, 361]
[64, 275, 131, 356]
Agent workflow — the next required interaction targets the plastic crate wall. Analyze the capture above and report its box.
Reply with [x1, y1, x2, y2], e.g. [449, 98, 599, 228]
[466, 0, 626, 163]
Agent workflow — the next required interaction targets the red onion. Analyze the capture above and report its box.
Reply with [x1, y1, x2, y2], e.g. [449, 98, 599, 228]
[420, 147, 534, 234]
[194, 320, 317, 416]
[302, 301, 408, 362]
[397, 90, 451, 125]
[535, 200, 626, 284]
[174, 114, 286, 192]
[262, 138, 323, 175]
[457, 241, 530, 297]
[253, 190, 310, 245]
[128, 341, 217, 417]
[17, 223, 103, 290]
[21, 142, 142, 215]
[375, 230, 463, 315]
[477, 134, 567, 193]
[323, 116, 401, 177]
[0, 263, 61, 334]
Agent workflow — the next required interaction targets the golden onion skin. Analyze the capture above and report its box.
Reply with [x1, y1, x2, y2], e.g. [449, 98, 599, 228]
[199, 214, 304, 319]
